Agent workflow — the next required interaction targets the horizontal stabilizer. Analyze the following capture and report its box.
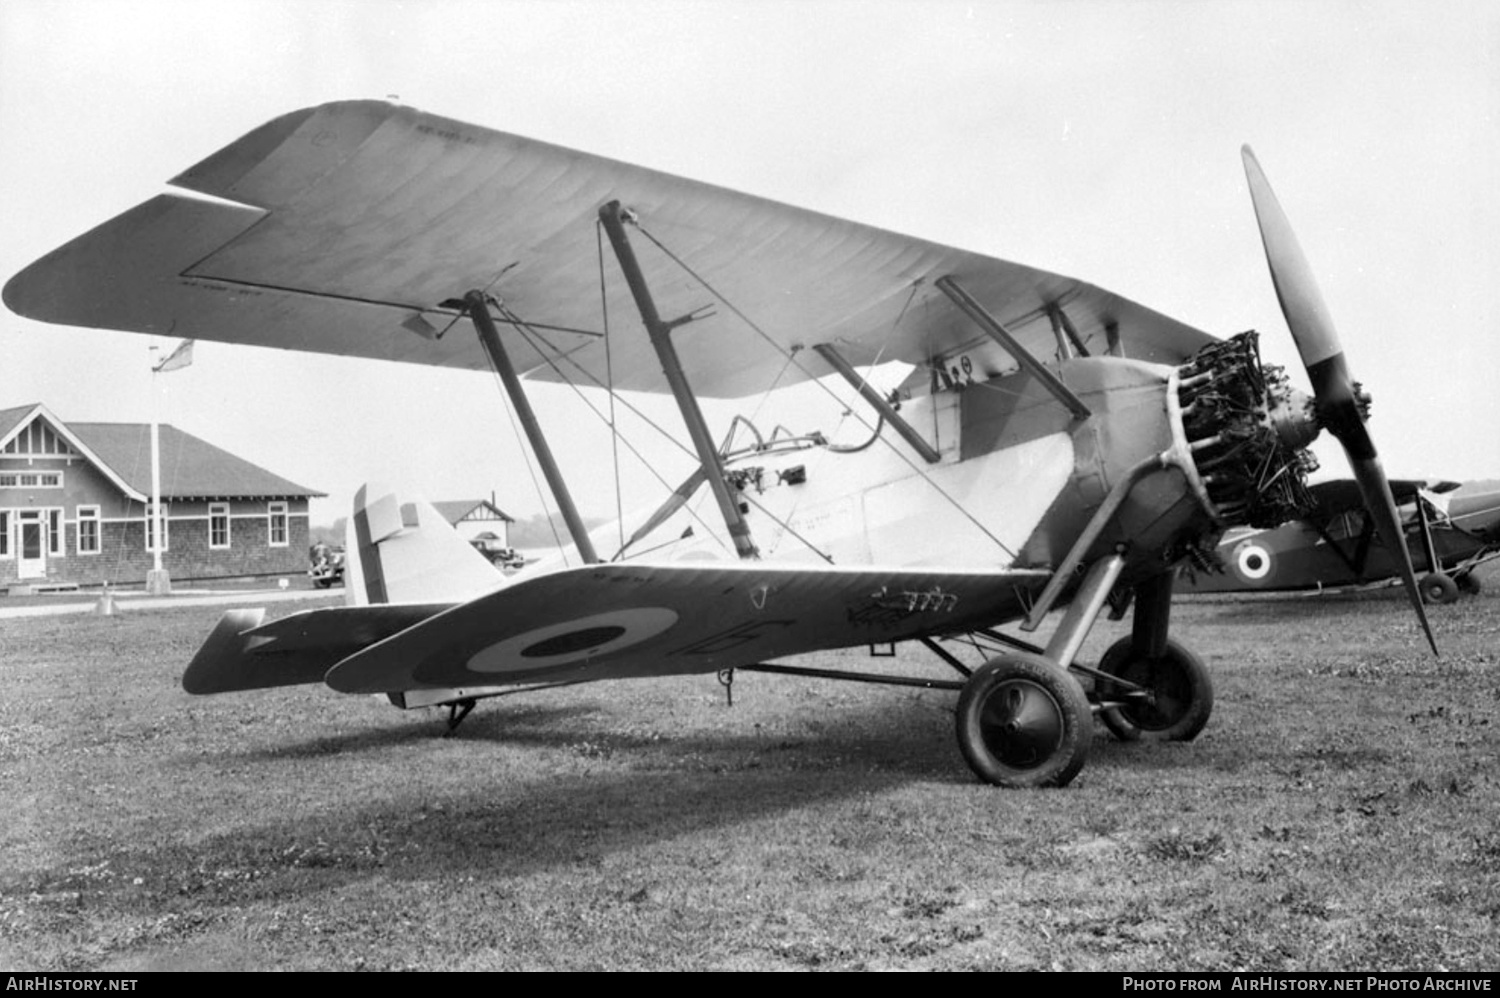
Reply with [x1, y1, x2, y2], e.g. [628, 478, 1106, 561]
[182, 602, 453, 695]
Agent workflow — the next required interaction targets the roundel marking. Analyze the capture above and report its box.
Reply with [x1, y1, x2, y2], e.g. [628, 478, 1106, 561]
[522, 626, 627, 658]
[1235, 540, 1273, 582]
[467, 607, 680, 675]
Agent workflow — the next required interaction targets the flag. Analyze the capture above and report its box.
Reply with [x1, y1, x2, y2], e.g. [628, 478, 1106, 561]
[153, 339, 194, 373]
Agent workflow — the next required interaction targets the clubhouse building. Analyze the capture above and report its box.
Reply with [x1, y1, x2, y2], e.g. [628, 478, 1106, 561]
[1, 403, 322, 589]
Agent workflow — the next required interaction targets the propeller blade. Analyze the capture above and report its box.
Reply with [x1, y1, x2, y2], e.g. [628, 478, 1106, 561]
[1241, 146, 1343, 373]
[1241, 145, 1437, 654]
[1350, 450, 1439, 655]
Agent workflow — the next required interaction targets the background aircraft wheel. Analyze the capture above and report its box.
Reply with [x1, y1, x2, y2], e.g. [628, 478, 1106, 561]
[1420, 573, 1460, 605]
[1096, 637, 1214, 743]
[955, 653, 1091, 788]
[1456, 572, 1482, 596]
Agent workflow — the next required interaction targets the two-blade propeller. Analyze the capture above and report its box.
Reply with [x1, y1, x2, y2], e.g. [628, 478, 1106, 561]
[1241, 146, 1437, 654]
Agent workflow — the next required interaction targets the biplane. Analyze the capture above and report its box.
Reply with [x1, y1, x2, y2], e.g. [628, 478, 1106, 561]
[1182, 477, 1500, 602]
[2, 101, 1438, 787]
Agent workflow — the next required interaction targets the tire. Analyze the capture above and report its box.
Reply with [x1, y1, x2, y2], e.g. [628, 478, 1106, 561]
[955, 652, 1092, 788]
[1420, 572, 1459, 605]
[1096, 637, 1214, 743]
[1456, 572, 1481, 596]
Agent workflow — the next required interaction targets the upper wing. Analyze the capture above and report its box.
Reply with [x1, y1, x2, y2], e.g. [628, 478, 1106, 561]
[5, 100, 1213, 399]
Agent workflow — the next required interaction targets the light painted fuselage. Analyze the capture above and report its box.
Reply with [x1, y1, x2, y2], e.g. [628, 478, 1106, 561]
[530, 354, 1217, 594]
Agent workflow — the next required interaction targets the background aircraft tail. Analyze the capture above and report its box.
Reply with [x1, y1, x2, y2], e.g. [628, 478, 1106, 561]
[344, 482, 507, 606]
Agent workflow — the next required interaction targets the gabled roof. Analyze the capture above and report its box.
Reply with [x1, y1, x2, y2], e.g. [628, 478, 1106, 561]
[432, 499, 514, 525]
[2, 402, 146, 499]
[2, 404, 322, 500]
[0, 404, 34, 444]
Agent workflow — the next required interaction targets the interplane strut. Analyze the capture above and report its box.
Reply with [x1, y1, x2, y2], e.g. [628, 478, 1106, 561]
[598, 201, 759, 560]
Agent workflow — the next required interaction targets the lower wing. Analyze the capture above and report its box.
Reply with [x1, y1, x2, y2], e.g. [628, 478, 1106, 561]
[186, 562, 1049, 696]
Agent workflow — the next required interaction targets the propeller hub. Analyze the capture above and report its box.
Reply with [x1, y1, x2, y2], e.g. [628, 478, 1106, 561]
[1268, 382, 1320, 452]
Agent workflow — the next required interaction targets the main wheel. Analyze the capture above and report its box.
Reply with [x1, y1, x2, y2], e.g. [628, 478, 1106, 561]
[1420, 572, 1459, 605]
[1456, 571, 1482, 596]
[1095, 637, 1214, 743]
[955, 652, 1091, 788]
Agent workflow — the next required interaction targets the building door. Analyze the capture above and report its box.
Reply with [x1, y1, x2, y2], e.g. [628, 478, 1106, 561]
[17, 511, 45, 579]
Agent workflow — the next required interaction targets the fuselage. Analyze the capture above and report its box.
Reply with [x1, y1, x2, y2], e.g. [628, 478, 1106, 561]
[532, 353, 1224, 615]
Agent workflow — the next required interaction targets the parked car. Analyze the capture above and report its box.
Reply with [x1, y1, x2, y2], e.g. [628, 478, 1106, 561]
[308, 543, 345, 589]
[468, 532, 526, 569]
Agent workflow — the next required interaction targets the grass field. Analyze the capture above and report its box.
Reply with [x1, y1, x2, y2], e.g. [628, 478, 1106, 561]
[2, 572, 1497, 971]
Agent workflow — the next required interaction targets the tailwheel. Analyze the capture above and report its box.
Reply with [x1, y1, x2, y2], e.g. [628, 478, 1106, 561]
[1095, 637, 1213, 743]
[955, 652, 1092, 788]
[1420, 572, 1460, 605]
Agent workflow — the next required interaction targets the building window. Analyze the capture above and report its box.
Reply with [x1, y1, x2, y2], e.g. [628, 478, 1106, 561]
[268, 502, 288, 547]
[209, 503, 230, 549]
[145, 502, 169, 553]
[0, 510, 10, 558]
[46, 509, 63, 556]
[0, 471, 63, 488]
[77, 506, 100, 555]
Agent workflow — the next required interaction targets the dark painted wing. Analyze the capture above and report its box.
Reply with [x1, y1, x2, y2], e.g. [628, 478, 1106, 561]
[323, 561, 1051, 694]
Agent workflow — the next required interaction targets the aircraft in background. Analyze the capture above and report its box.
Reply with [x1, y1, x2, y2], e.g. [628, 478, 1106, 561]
[1182, 478, 1499, 603]
[3, 101, 1438, 787]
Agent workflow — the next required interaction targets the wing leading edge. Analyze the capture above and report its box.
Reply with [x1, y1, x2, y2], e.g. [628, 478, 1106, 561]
[5, 100, 1214, 399]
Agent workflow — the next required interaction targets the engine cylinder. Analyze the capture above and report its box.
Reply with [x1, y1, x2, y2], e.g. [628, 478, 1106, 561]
[1174, 332, 1318, 528]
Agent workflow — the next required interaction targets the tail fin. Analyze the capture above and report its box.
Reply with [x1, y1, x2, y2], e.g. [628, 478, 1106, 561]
[345, 482, 506, 606]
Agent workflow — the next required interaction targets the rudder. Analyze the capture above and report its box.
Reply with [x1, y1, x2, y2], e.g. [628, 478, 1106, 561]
[345, 482, 506, 606]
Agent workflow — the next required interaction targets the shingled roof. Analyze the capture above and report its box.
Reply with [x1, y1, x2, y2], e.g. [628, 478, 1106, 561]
[0, 405, 31, 444]
[1, 404, 321, 500]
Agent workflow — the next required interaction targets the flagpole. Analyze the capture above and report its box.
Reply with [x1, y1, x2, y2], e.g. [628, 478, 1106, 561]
[146, 344, 171, 595]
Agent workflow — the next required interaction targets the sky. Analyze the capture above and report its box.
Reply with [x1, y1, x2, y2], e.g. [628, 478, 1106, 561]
[3, 0, 1497, 531]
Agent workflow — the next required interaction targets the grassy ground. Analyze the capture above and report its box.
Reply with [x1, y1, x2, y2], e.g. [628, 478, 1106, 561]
[1, 571, 1496, 971]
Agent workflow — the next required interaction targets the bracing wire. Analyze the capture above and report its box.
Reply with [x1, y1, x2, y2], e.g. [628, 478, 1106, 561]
[498, 301, 825, 562]
[499, 309, 730, 556]
[630, 219, 1018, 561]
